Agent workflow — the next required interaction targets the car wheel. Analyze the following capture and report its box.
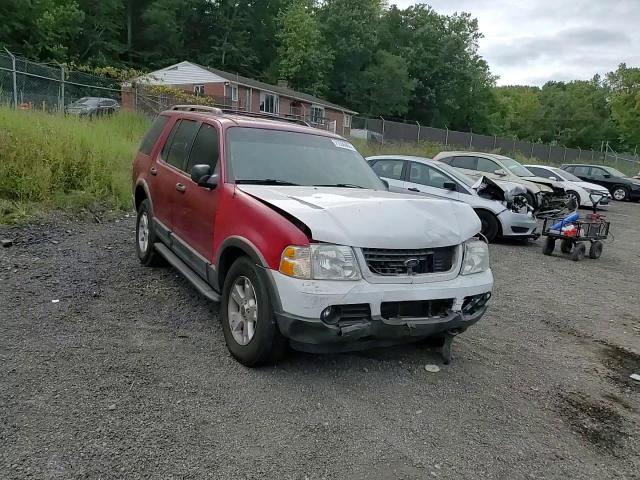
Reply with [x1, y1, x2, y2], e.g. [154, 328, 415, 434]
[542, 236, 555, 255]
[221, 257, 287, 367]
[589, 241, 603, 259]
[136, 200, 165, 267]
[560, 239, 573, 254]
[570, 242, 586, 261]
[612, 187, 629, 201]
[476, 210, 499, 242]
[523, 192, 536, 208]
[566, 190, 580, 209]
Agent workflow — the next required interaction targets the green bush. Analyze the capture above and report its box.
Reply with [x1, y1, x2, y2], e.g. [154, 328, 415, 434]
[0, 107, 149, 221]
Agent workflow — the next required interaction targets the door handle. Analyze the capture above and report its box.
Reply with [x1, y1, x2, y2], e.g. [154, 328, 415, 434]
[176, 183, 186, 193]
[408, 187, 420, 192]
[150, 167, 158, 176]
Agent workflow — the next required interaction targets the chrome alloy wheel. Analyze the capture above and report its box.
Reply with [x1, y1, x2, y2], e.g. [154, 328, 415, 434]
[227, 276, 258, 346]
[138, 212, 149, 253]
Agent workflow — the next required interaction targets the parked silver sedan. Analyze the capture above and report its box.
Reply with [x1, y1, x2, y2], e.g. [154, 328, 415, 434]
[367, 155, 539, 242]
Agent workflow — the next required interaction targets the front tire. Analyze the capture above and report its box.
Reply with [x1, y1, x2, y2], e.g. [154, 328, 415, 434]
[136, 199, 164, 266]
[476, 210, 499, 243]
[221, 257, 287, 367]
[571, 242, 586, 261]
[566, 191, 580, 209]
[542, 236, 555, 255]
[612, 187, 629, 202]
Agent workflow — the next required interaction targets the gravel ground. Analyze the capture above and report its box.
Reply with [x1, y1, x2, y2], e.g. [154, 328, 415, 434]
[1, 203, 639, 479]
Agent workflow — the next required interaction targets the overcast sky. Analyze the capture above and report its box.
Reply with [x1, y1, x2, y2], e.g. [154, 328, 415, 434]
[393, 0, 640, 86]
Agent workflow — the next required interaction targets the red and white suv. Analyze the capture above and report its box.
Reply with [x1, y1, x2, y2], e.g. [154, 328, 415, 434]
[132, 106, 493, 366]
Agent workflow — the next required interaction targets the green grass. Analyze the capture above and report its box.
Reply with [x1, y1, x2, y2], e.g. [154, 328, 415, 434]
[0, 107, 149, 222]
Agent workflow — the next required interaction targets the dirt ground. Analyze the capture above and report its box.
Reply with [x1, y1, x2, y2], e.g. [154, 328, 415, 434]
[1, 202, 638, 479]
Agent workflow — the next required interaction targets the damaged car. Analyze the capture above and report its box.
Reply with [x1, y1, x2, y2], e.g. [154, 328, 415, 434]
[132, 106, 494, 367]
[433, 151, 575, 215]
[367, 155, 538, 242]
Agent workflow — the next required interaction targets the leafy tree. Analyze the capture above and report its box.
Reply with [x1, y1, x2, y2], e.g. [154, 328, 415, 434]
[319, 0, 383, 106]
[350, 50, 415, 117]
[607, 64, 640, 151]
[0, 0, 84, 62]
[275, 0, 333, 96]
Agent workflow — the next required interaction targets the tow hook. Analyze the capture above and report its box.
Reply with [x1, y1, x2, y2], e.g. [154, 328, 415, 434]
[440, 330, 461, 364]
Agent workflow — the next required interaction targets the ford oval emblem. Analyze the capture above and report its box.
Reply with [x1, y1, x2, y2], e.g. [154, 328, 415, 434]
[404, 258, 420, 275]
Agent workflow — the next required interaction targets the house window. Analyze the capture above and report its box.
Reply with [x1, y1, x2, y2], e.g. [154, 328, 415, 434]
[260, 92, 279, 114]
[194, 84, 205, 96]
[343, 114, 351, 128]
[225, 83, 238, 102]
[310, 105, 324, 124]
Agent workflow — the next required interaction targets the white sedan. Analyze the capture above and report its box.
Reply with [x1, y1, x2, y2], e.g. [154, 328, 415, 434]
[524, 165, 610, 208]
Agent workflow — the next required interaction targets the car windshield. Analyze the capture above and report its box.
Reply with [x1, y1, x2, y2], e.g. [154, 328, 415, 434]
[551, 168, 581, 182]
[435, 161, 476, 187]
[603, 166, 627, 177]
[227, 128, 385, 189]
[70, 97, 99, 106]
[496, 156, 535, 177]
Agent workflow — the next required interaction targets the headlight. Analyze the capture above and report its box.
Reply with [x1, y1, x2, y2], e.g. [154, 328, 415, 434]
[279, 244, 361, 281]
[461, 239, 490, 275]
[538, 184, 553, 193]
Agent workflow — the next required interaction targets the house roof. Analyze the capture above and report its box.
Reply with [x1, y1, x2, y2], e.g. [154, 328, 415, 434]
[134, 61, 356, 114]
[199, 63, 357, 114]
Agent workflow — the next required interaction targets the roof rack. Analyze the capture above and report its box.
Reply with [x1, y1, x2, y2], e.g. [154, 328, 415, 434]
[219, 109, 311, 127]
[171, 105, 223, 114]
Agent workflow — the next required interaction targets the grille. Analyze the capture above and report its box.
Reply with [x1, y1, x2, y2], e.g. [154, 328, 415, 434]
[337, 304, 371, 321]
[361, 246, 456, 276]
[381, 299, 453, 319]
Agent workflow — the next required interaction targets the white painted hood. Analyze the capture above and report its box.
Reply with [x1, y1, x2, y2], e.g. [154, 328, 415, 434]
[238, 186, 481, 248]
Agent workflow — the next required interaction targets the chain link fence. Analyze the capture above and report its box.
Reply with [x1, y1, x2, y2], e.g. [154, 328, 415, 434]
[352, 117, 640, 175]
[0, 49, 123, 112]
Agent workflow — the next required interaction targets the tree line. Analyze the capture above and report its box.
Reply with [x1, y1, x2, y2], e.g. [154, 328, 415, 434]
[1, 0, 638, 153]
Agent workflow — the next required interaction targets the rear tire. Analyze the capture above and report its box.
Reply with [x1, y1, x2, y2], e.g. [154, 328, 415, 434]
[136, 199, 165, 267]
[560, 239, 573, 254]
[221, 257, 287, 367]
[476, 210, 499, 243]
[589, 241, 603, 259]
[570, 242, 586, 261]
[612, 187, 629, 202]
[542, 236, 555, 255]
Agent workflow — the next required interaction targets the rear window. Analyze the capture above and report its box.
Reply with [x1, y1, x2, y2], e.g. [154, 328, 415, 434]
[139, 115, 169, 155]
[451, 156, 477, 170]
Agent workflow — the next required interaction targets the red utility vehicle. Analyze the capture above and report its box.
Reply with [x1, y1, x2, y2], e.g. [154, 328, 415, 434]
[132, 106, 493, 366]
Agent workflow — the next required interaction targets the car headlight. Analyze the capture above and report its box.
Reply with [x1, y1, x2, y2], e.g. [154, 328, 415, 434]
[279, 244, 361, 281]
[461, 239, 490, 275]
[538, 184, 553, 193]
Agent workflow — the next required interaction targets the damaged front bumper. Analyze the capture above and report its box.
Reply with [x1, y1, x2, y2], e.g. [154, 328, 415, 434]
[270, 269, 493, 353]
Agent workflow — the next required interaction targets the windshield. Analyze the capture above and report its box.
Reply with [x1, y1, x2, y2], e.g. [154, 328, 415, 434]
[603, 166, 627, 177]
[551, 168, 581, 182]
[496, 155, 535, 177]
[227, 128, 385, 189]
[436, 161, 476, 187]
[70, 97, 99, 106]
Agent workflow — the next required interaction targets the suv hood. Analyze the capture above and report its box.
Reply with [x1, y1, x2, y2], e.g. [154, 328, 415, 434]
[238, 186, 481, 249]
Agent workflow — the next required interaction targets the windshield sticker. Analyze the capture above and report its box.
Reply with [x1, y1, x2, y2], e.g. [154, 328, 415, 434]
[331, 139, 357, 151]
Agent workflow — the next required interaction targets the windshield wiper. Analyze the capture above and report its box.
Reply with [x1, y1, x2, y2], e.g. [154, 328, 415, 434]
[313, 183, 364, 189]
[235, 179, 299, 186]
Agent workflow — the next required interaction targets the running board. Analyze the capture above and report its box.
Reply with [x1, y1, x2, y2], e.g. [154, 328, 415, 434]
[154, 242, 220, 302]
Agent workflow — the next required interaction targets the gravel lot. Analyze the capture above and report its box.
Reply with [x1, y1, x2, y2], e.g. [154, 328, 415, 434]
[1, 202, 639, 479]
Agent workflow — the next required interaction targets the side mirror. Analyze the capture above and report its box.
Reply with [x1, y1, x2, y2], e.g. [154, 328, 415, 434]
[549, 176, 557, 181]
[191, 164, 217, 189]
[380, 179, 389, 189]
[494, 169, 507, 177]
[443, 181, 457, 191]
[603, 173, 611, 178]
